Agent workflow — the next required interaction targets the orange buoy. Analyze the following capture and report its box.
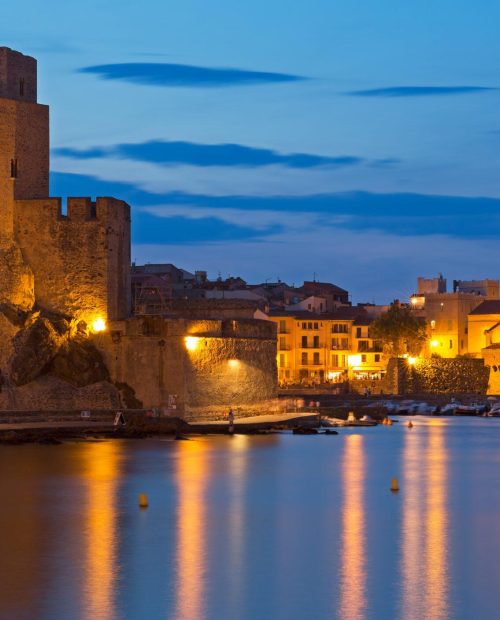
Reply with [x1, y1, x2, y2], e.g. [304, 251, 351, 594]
[408, 421, 413, 428]
[390, 478, 400, 492]
[139, 493, 149, 508]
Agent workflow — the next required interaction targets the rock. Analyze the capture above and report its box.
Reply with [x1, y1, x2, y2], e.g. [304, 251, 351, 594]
[0, 302, 30, 327]
[50, 335, 110, 387]
[292, 426, 318, 435]
[9, 315, 64, 385]
[323, 429, 339, 435]
[0, 243, 35, 312]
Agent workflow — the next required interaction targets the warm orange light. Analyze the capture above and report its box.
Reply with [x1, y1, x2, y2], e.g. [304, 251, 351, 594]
[408, 356, 417, 365]
[92, 318, 106, 333]
[348, 354, 362, 367]
[410, 297, 418, 305]
[430, 340, 439, 348]
[185, 336, 200, 351]
[228, 359, 240, 368]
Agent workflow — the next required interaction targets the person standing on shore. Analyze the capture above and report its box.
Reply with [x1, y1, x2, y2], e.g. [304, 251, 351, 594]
[228, 408, 235, 434]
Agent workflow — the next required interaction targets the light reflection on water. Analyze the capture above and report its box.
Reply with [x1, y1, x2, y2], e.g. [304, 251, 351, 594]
[339, 434, 366, 620]
[174, 439, 210, 620]
[83, 441, 122, 620]
[1, 418, 500, 620]
[400, 419, 449, 620]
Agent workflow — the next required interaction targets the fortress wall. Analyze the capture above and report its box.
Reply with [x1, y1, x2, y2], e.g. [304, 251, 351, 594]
[96, 318, 278, 412]
[14, 196, 130, 322]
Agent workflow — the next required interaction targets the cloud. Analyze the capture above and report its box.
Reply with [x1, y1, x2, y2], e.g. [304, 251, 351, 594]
[133, 212, 282, 244]
[54, 140, 367, 169]
[78, 62, 305, 87]
[50, 171, 500, 241]
[347, 86, 496, 97]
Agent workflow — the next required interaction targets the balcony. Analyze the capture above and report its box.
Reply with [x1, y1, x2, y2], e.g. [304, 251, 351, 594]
[278, 344, 291, 351]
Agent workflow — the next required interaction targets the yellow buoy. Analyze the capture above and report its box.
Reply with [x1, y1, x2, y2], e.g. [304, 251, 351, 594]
[408, 421, 413, 428]
[390, 478, 400, 492]
[387, 418, 393, 426]
[382, 418, 387, 425]
[139, 493, 149, 508]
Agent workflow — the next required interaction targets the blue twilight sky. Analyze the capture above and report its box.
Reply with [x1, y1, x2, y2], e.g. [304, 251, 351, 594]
[2, 1, 500, 302]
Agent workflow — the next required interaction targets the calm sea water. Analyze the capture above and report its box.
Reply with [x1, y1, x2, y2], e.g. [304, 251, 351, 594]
[1, 418, 499, 620]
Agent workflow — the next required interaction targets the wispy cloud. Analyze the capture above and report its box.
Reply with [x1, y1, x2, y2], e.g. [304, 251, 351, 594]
[51, 171, 500, 241]
[78, 62, 305, 87]
[347, 86, 496, 97]
[54, 140, 368, 169]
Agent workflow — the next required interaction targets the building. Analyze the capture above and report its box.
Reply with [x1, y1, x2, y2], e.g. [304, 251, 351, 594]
[410, 275, 499, 357]
[267, 307, 385, 386]
[467, 300, 500, 355]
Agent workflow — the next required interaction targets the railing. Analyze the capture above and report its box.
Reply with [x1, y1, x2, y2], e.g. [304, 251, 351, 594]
[278, 345, 291, 351]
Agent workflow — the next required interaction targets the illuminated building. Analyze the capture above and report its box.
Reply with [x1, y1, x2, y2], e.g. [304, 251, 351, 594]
[267, 307, 385, 386]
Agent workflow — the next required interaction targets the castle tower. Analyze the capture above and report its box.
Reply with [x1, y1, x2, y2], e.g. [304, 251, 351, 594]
[0, 47, 49, 239]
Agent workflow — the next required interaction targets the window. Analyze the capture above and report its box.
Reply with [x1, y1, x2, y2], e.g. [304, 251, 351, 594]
[279, 354, 285, 367]
[308, 304, 312, 310]
[431, 320, 436, 329]
[313, 352, 320, 365]
[10, 158, 18, 178]
[358, 340, 369, 352]
[449, 340, 453, 349]
[302, 322, 306, 329]
[301, 352, 308, 365]
[375, 354, 380, 362]
[19, 78, 24, 96]
[447, 320, 452, 331]
[279, 320, 286, 333]
[361, 354, 367, 363]
[356, 327, 362, 338]
[341, 338, 348, 349]
[313, 335, 319, 348]
[332, 354, 339, 367]
[279, 336, 286, 349]
[308, 322, 312, 330]
[314, 322, 318, 329]
[302, 336, 308, 348]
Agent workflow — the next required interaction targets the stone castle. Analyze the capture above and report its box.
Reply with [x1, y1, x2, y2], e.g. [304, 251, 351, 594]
[0, 47, 277, 415]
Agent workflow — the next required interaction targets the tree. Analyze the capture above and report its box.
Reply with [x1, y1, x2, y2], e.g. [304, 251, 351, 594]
[370, 305, 427, 357]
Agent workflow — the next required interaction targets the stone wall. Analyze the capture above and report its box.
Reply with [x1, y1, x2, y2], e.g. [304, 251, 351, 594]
[385, 357, 489, 394]
[14, 197, 130, 322]
[97, 317, 278, 414]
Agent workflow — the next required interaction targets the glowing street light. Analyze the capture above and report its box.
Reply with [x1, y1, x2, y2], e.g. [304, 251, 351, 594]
[92, 318, 106, 333]
[185, 336, 200, 351]
[430, 340, 439, 348]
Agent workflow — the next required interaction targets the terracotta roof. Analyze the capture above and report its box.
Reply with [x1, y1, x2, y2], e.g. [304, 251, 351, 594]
[469, 300, 500, 315]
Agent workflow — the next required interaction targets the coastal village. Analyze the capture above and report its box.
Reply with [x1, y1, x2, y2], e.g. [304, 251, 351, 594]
[1, 47, 499, 422]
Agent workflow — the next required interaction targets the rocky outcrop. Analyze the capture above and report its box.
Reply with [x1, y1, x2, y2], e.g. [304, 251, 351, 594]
[9, 314, 64, 386]
[50, 335, 110, 387]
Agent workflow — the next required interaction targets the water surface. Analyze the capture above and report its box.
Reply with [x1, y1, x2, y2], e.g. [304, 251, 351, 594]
[1, 418, 499, 620]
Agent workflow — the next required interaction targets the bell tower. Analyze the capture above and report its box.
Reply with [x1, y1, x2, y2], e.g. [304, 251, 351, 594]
[0, 47, 49, 240]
